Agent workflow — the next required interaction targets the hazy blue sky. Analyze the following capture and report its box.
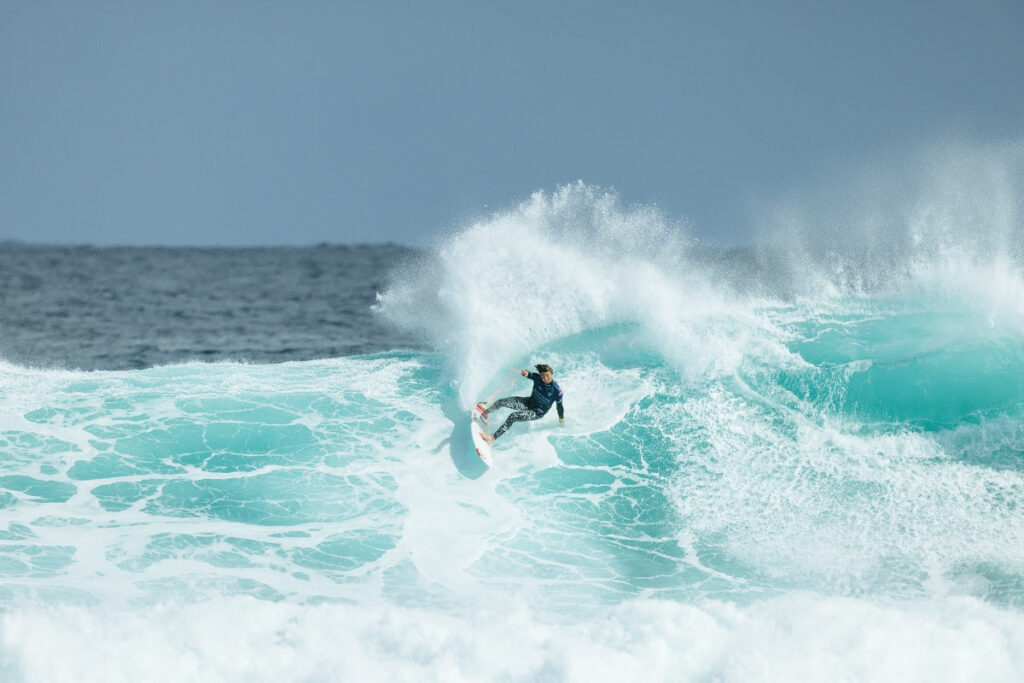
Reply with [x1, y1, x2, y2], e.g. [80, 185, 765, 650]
[2, 1, 1022, 246]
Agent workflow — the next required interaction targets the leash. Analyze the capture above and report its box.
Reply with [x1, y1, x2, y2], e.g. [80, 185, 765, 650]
[484, 368, 521, 405]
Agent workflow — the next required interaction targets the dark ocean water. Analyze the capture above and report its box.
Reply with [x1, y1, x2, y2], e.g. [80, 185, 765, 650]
[0, 244, 422, 369]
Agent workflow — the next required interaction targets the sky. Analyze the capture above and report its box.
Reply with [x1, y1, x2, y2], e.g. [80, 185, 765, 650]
[1, 0, 1023, 246]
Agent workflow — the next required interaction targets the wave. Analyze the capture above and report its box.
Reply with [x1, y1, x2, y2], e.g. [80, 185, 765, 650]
[3, 141, 1024, 679]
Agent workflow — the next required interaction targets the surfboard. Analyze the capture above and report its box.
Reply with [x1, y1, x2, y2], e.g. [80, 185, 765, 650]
[470, 410, 494, 466]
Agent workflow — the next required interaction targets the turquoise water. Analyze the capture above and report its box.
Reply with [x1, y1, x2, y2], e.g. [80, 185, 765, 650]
[5, 318, 1020, 604]
[3, 183, 1024, 680]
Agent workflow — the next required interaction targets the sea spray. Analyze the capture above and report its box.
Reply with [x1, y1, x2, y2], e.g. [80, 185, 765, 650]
[375, 182, 781, 399]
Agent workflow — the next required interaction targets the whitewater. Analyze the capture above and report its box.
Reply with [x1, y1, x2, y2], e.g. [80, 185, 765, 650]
[3, 150, 1024, 680]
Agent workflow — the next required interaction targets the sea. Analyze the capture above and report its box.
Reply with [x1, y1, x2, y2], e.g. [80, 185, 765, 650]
[2, 181, 1024, 681]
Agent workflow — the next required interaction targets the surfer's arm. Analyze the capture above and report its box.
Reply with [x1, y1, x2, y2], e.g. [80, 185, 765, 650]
[556, 401, 564, 421]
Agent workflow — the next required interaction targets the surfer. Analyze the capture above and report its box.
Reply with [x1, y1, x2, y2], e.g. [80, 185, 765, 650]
[477, 364, 564, 443]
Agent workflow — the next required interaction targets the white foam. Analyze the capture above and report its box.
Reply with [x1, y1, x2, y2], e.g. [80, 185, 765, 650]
[3, 595, 1024, 682]
[667, 382, 1024, 593]
[375, 183, 785, 403]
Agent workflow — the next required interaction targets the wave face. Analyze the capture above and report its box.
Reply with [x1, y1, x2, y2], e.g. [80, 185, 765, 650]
[5, 158, 1024, 679]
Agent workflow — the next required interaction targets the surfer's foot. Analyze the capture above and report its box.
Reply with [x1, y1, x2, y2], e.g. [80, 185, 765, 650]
[475, 402, 489, 421]
[481, 432, 495, 444]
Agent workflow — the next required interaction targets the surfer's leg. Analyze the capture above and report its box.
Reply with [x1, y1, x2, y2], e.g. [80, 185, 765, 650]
[488, 396, 532, 414]
[492, 408, 542, 440]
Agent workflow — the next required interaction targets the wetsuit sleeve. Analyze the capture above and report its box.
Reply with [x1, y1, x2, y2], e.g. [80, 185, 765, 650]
[556, 385, 564, 419]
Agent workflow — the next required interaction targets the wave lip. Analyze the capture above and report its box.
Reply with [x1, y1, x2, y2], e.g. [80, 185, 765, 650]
[375, 182, 783, 403]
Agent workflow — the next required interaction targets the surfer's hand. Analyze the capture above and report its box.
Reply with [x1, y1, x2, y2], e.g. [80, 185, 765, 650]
[559, 418, 566, 426]
[521, 369, 529, 377]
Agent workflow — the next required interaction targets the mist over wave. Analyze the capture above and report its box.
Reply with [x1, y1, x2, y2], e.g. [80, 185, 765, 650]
[4, 141, 1024, 680]
[757, 137, 1024, 303]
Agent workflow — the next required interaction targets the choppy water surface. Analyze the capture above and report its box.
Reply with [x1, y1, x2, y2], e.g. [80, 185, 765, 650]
[0, 244, 419, 369]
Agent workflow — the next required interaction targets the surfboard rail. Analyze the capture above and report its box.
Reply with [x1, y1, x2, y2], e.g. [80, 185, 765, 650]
[470, 411, 493, 466]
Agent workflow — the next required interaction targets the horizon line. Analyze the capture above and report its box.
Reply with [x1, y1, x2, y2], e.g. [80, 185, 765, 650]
[0, 239, 420, 250]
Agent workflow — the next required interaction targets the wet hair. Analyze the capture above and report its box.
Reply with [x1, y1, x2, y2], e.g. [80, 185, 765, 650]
[535, 364, 553, 374]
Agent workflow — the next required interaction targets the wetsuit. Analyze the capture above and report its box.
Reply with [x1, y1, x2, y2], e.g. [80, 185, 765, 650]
[489, 372, 565, 440]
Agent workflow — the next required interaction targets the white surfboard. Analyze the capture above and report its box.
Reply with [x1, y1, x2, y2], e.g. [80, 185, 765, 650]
[470, 411, 494, 466]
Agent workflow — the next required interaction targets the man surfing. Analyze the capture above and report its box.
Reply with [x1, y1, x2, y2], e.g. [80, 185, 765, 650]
[477, 364, 564, 444]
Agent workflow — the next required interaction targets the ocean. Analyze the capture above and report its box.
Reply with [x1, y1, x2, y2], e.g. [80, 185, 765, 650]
[2, 181, 1024, 681]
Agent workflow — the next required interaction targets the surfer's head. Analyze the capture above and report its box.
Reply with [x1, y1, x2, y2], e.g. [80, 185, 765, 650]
[535, 364, 554, 383]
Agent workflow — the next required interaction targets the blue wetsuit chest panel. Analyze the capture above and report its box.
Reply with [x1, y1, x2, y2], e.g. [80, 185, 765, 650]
[528, 373, 564, 415]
